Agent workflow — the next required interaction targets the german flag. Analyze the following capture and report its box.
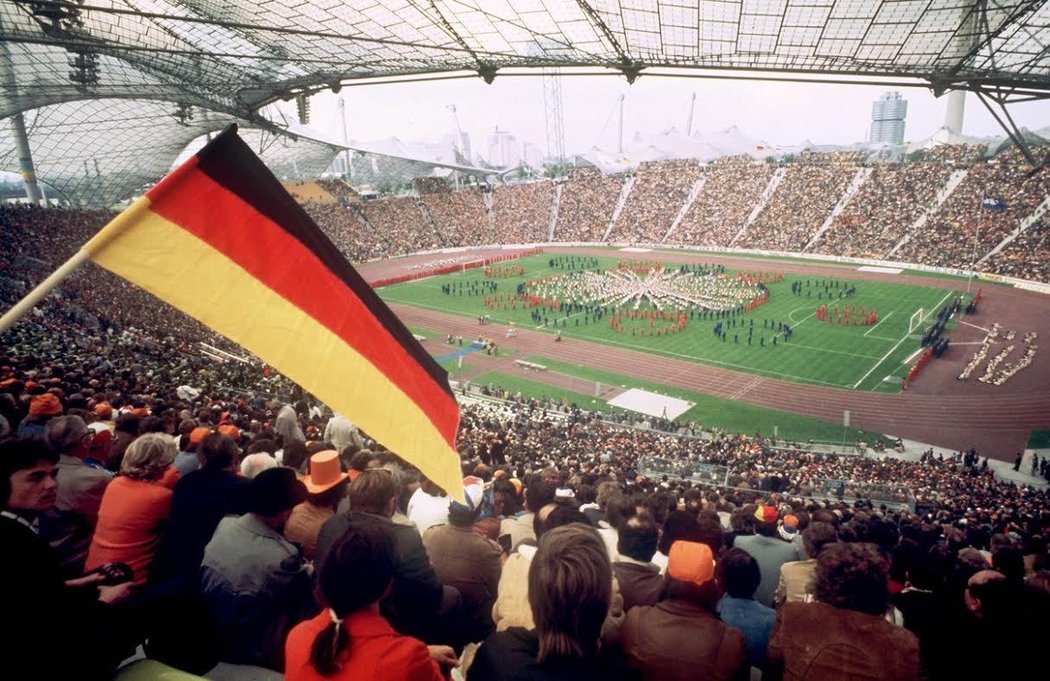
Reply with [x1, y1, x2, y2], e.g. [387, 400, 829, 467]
[84, 126, 462, 499]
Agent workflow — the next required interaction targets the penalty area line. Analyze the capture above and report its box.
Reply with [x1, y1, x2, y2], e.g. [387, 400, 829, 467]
[852, 291, 952, 390]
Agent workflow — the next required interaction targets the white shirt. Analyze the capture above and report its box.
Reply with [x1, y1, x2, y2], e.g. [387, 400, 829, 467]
[406, 487, 450, 535]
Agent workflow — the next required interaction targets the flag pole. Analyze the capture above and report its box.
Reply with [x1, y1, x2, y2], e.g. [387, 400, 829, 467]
[0, 192, 152, 336]
[0, 247, 92, 335]
[968, 188, 985, 294]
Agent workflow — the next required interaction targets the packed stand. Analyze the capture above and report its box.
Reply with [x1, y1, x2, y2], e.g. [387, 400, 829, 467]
[808, 162, 955, 258]
[414, 177, 452, 195]
[554, 167, 624, 242]
[2, 303, 1050, 680]
[422, 188, 491, 247]
[896, 148, 1050, 268]
[490, 181, 553, 244]
[360, 196, 445, 255]
[301, 201, 390, 262]
[315, 177, 360, 202]
[670, 158, 775, 247]
[607, 160, 704, 244]
[984, 216, 1050, 283]
[737, 159, 858, 252]
[922, 143, 987, 165]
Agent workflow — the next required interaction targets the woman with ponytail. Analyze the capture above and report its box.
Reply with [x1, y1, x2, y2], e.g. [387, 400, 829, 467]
[285, 518, 453, 680]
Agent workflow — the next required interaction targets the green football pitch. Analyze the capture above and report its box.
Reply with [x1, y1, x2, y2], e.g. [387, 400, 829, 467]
[378, 254, 962, 393]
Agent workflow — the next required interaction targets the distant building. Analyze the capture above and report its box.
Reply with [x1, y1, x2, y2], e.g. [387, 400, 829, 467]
[869, 91, 908, 144]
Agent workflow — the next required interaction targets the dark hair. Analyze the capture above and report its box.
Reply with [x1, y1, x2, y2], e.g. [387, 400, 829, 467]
[815, 542, 890, 616]
[720, 548, 761, 599]
[802, 522, 839, 559]
[138, 415, 167, 435]
[658, 510, 704, 555]
[347, 468, 396, 514]
[310, 519, 398, 675]
[618, 514, 658, 563]
[198, 433, 239, 471]
[348, 450, 376, 472]
[696, 511, 726, 556]
[281, 440, 309, 473]
[529, 524, 610, 662]
[0, 438, 59, 506]
[525, 480, 555, 512]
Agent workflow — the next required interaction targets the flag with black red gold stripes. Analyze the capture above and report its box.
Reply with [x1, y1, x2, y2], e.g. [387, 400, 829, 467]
[83, 125, 462, 499]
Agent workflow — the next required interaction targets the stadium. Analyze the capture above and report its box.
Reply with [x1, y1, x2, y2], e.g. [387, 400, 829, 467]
[1, 2, 1050, 680]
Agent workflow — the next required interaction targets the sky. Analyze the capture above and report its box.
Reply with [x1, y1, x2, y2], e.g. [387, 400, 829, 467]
[292, 72, 1050, 160]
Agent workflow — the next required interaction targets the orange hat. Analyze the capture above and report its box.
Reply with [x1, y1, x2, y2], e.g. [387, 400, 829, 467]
[508, 477, 523, 496]
[667, 541, 716, 587]
[301, 450, 348, 495]
[189, 427, 212, 446]
[131, 407, 151, 418]
[94, 402, 113, 420]
[754, 504, 778, 524]
[217, 424, 240, 440]
[29, 393, 63, 417]
[783, 514, 799, 528]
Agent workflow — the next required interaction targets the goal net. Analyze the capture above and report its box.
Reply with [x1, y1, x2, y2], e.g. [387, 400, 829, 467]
[908, 308, 925, 334]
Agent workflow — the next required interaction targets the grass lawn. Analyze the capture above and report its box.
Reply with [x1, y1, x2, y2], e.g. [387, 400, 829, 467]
[470, 369, 890, 446]
[381, 253, 967, 392]
[1028, 431, 1050, 449]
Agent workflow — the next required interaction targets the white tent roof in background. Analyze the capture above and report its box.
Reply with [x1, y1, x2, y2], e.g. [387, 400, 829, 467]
[579, 126, 773, 173]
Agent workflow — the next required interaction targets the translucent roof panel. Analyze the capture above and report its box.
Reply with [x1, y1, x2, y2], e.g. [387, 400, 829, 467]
[1, 1, 1047, 206]
[1, 1, 1046, 121]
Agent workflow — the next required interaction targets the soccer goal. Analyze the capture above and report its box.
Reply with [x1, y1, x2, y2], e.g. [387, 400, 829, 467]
[908, 308, 926, 334]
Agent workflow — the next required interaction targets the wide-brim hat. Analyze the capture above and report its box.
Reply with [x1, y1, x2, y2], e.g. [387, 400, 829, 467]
[302, 450, 348, 494]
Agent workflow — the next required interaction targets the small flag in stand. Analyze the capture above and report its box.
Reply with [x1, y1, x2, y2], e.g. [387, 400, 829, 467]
[981, 197, 1008, 211]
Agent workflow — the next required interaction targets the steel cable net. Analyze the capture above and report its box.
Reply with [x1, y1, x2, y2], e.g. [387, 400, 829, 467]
[0, 1, 1048, 205]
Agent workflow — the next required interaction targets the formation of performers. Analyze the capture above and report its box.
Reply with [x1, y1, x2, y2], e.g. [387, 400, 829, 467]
[791, 278, 857, 300]
[712, 317, 794, 346]
[483, 264, 524, 278]
[442, 279, 497, 296]
[548, 255, 599, 270]
[816, 304, 879, 326]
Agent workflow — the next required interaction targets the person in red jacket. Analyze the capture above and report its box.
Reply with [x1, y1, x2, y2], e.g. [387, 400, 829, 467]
[285, 517, 457, 681]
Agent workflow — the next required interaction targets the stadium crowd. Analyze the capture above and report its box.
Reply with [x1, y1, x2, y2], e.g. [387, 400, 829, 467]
[607, 160, 704, 244]
[423, 189, 490, 247]
[809, 163, 955, 258]
[985, 217, 1050, 282]
[896, 148, 1050, 269]
[737, 163, 858, 252]
[491, 182, 553, 244]
[670, 158, 774, 247]
[553, 167, 623, 242]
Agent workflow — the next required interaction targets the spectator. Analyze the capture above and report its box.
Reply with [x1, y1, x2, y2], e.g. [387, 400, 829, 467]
[84, 433, 177, 586]
[422, 481, 503, 643]
[284, 450, 349, 562]
[733, 504, 800, 607]
[717, 548, 776, 672]
[316, 468, 454, 646]
[201, 466, 314, 670]
[766, 542, 920, 681]
[774, 521, 838, 605]
[285, 518, 451, 681]
[612, 513, 664, 611]
[38, 414, 113, 576]
[469, 523, 634, 681]
[623, 540, 749, 681]
[0, 438, 136, 680]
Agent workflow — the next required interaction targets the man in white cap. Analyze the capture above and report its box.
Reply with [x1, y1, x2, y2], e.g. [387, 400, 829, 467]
[423, 479, 502, 644]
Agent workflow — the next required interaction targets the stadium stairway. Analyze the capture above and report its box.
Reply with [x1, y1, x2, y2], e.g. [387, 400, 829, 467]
[887, 168, 969, 259]
[731, 166, 787, 246]
[662, 176, 707, 243]
[978, 195, 1050, 266]
[603, 175, 636, 242]
[805, 166, 873, 251]
[547, 183, 561, 241]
